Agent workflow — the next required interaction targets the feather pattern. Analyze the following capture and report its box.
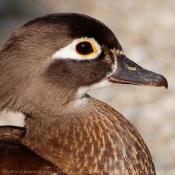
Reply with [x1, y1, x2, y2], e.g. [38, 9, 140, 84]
[22, 97, 155, 175]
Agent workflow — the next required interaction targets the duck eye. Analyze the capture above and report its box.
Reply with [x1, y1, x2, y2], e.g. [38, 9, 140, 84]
[76, 41, 95, 55]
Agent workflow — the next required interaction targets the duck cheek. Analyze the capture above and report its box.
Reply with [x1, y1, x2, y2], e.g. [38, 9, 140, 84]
[73, 72, 100, 87]
[68, 66, 101, 87]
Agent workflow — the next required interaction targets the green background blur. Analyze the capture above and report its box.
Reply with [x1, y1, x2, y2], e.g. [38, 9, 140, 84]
[0, 0, 174, 174]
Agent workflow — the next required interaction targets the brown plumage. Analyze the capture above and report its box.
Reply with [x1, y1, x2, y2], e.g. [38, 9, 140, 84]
[0, 126, 60, 174]
[0, 13, 167, 175]
[22, 98, 156, 174]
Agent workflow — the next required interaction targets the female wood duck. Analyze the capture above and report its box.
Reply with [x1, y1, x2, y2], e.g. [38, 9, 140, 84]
[0, 13, 168, 175]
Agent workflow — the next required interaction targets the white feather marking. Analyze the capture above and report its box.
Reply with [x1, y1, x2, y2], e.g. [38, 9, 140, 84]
[0, 110, 25, 127]
[120, 50, 124, 54]
[116, 49, 120, 53]
[77, 80, 112, 100]
[74, 97, 88, 109]
[112, 48, 124, 55]
[110, 54, 117, 76]
[52, 37, 101, 60]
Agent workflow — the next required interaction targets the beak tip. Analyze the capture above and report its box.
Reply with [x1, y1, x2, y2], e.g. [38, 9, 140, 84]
[149, 74, 168, 89]
[159, 75, 168, 89]
[165, 82, 168, 89]
[164, 80, 168, 89]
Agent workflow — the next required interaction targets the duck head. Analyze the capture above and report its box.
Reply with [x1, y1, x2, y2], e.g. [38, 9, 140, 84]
[0, 13, 168, 116]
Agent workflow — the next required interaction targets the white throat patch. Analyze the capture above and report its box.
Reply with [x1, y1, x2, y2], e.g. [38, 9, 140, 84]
[77, 79, 112, 99]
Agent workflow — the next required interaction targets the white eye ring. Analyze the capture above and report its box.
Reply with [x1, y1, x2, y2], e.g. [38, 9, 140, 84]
[52, 37, 101, 60]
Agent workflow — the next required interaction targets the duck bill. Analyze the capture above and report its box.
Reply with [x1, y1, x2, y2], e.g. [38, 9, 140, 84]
[109, 55, 168, 89]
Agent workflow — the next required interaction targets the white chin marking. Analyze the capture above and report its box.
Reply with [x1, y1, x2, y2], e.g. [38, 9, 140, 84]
[77, 79, 112, 99]
[0, 110, 25, 127]
[52, 37, 101, 60]
[89, 79, 112, 90]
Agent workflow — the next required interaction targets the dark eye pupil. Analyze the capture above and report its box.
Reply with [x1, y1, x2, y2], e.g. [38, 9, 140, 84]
[76, 41, 94, 55]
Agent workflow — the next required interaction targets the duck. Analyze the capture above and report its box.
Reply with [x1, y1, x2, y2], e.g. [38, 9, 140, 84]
[0, 13, 168, 175]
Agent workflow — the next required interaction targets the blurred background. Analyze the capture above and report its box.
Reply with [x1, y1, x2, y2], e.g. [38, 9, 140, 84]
[0, 0, 174, 173]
